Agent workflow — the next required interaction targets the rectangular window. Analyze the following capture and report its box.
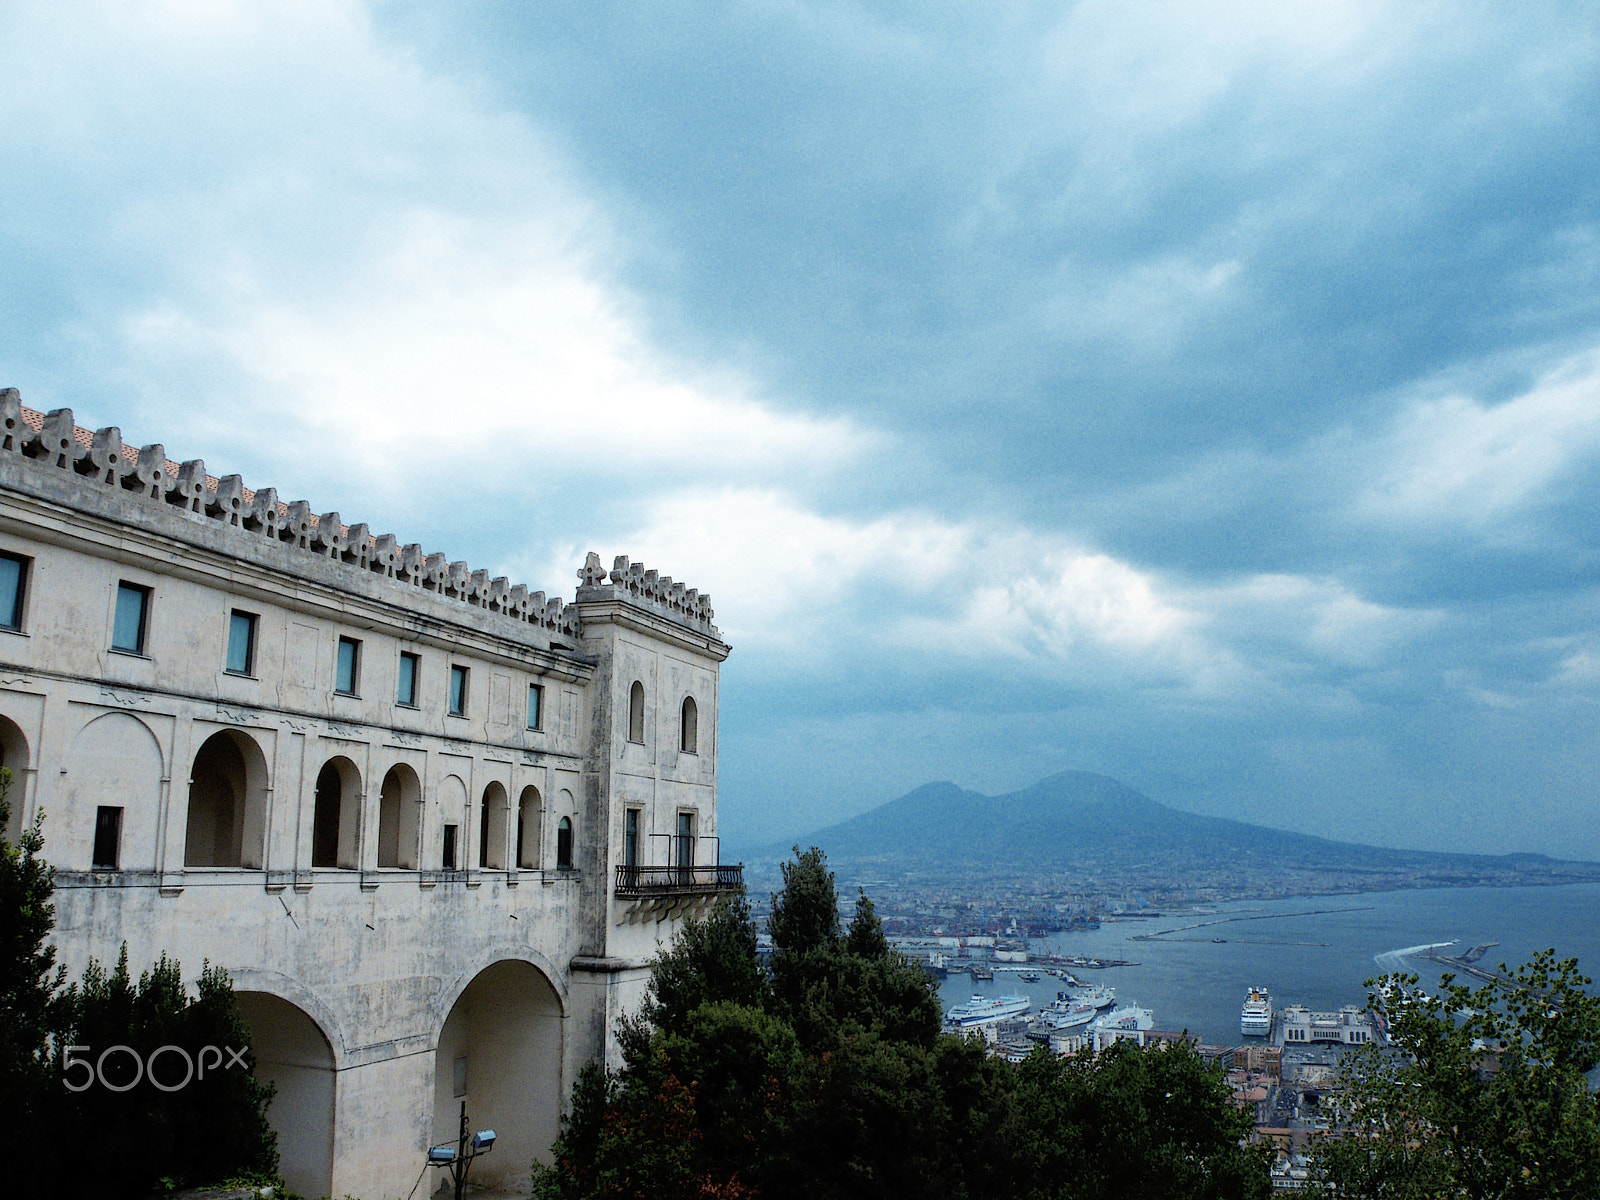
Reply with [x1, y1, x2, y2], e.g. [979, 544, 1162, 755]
[442, 824, 458, 870]
[527, 682, 543, 730]
[92, 806, 122, 869]
[335, 636, 361, 695]
[397, 651, 419, 707]
[448, 664, 468, 717]
[624, 808, 640, 870]
[111, 582, 149, 654]
[225, 610, 257, 675]
[0, 552, 28, 630]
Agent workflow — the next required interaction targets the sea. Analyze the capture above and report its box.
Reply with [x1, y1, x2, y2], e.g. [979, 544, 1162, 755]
[933, 882, 1600, 1045]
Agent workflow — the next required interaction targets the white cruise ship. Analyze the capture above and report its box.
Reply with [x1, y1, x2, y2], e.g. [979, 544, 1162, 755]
[1240, 987, 1274, 1037]
[945, 993, 1031, 1028]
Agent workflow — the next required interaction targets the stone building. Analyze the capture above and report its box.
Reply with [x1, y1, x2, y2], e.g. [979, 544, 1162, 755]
[0, 391, 738, 1197]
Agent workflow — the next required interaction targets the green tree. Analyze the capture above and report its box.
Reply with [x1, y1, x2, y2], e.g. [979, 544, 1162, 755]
[1310, 949, 1600, 1199]
[60, 948, 280, 1197]
[0, 768, 69, 1194]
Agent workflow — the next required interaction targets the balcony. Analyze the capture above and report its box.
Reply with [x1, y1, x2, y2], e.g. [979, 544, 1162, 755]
[614, 863, 743, 896]
[613, 863, 743, 925]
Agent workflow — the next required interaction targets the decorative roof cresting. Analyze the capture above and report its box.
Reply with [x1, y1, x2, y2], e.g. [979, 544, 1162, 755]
[0, 390, 717, 640]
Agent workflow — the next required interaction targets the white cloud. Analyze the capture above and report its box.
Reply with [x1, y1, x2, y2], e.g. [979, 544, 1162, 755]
[1354, 348, 1600, 528]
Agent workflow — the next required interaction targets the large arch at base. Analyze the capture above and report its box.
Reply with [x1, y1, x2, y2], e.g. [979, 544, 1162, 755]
[234, 991, 336, 1200]
[433, 959, 564, 1194]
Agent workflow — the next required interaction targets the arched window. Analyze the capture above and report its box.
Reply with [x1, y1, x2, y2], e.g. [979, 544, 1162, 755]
[0, 713, 30, 846]
[556, 815, 573, 870]
[517, 785, 542, 869]
[627, 681, 645, 744]
[479, 781, 508, 869]
[679, 696, 698, 754]
[376, 764, 422, 869]
[311, 757, 361, 869]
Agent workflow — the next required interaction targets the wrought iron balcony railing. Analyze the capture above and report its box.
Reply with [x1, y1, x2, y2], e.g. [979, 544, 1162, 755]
[614, 863, 743, 897]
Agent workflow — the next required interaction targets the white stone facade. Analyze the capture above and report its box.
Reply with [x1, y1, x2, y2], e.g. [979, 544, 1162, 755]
[0, 392, 735, 1198]
[1279, 1005, 1377, 1046]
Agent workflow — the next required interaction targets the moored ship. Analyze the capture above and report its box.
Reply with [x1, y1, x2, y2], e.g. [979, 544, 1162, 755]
[1240, 986, 1274, 1037]
[945, 993, 1031, 1028]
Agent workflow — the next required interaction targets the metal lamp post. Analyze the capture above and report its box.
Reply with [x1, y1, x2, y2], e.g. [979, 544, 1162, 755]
[426, 1100, 496, 1200]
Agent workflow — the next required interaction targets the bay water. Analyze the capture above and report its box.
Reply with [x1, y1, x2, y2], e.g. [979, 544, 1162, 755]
[935, 882, 1600, 1045]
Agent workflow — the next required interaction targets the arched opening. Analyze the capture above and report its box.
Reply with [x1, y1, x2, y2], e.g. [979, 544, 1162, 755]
[67, 712, 162, 870]
[627, 680, 645, 744]
[234, 992, 335, 1200]
[517, 785, 542, 869]
[556, 815, 573, 870]
[679, 696, 698, 754]
[0, 713, 29, 845]
[434, 960, 563, 1193]
[478, 781, 508, 869]
[376, 763, 422, 869]
[438, 774, 468, 870]
[311, 757, 361, 869]
[184, 730, 268, 868]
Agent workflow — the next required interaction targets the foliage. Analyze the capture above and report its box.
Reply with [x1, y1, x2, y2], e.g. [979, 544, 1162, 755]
[60, 948, 280, 1197]
[1310, 949, 1600, 1199]
[0, 769, 278, 1199]
[0, 767, 70, 1194]
[537, 845, 1271, 1200]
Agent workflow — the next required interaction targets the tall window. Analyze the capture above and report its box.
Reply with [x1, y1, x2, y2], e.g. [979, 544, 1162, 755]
[397, 651, 419, 707]
[0, 552, 29, 630]
[680, 696, 698, 754]
[112, 582, 149, 653]
[442, 824, 459, 870]
[92, 806, 122, 869]
[448, 664, 469, 716]
[226, 610, 257, 675]
[676, 811, 696, 879]
[624, 808, 640, 870]
[627, 680, 645, 744]
[527, 682, 544, 730]
[335, 636, 361, 695]
[556, 815, 573, 869]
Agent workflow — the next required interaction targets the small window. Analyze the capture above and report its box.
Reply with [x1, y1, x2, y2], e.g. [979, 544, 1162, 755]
[226, 610, 257, 675]
[527, 682, 544, 731]
[448, 664, 468, 717]
[0, 552, 29, 630]
[112, 582, 149, 654]
[397, 651, 419, 707]
[442, 824, 459, 871]
[680, 696, 698, 754]
[627, 680, 645, 744]
[556, 815, 573, 870]
[92, 806, 122, 869]
[335, 637, 361, 695]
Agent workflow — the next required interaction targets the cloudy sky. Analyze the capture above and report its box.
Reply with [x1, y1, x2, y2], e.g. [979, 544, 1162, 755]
[3, 1, 1598, 856]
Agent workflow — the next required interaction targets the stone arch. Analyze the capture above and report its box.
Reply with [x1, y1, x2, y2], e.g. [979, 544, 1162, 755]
[233, 990, 337, 1200]
[376, 762, 422, 869]
[516, 784, 542, 869]
[680, 695, 698, 754]
[627, 679, 645, 743]
[184, 729, 269, 868]
[433, 956, 565, 1191]
[67, 710, 164, 870]
[311, 755, 361, 869]
[478, 780, 508, 869]
[0, 712, 29, 844]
